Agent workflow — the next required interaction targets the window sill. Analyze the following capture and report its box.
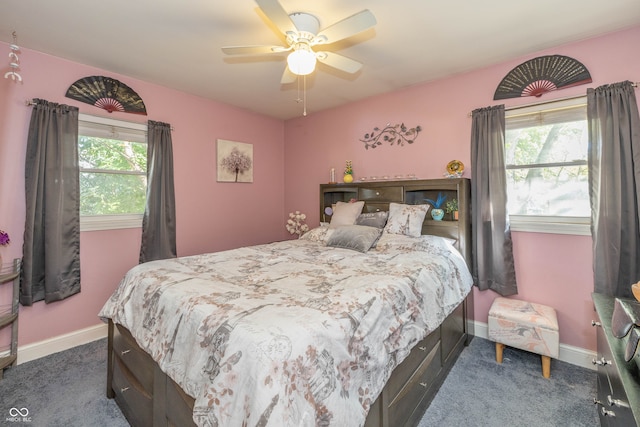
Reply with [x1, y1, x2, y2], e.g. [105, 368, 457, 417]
[80, 214, 143, 232]
[509, 215, 591, 236]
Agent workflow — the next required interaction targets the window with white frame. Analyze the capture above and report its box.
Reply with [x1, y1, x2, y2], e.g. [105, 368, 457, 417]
[504, 97, 590, 235]
[78, 114, 147, 231]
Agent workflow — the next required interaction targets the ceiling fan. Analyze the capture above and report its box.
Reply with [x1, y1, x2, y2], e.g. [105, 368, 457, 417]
[222, 0, 377, 84]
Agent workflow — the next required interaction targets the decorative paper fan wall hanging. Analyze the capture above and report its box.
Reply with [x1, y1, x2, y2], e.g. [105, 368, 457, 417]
[65, 76, 147, 115]
[493, 55, 592, 100]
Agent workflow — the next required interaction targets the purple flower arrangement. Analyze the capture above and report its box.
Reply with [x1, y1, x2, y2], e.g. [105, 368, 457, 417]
[0, 229, 10, 246]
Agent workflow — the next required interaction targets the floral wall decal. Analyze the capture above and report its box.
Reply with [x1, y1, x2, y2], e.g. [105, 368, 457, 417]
[360, 123, 422, 150]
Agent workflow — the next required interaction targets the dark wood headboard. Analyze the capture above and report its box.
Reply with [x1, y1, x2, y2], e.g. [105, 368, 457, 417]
[319, 178, 471, 268]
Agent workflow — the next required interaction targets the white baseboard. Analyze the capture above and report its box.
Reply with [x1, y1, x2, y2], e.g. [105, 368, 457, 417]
[17, 323, 108, 365]
[16, 320, 597, 371]
[471, 320, 597, 371]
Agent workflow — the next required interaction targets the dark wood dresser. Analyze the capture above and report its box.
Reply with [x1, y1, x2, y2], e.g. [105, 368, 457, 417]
[592, 293, 640, 426]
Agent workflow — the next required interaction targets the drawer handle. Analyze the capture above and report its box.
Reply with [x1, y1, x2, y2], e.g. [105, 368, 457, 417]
[608, 395, 630, 408]
[121, 387, 130, 393]
[601, 407, 616, 417]
[418, 346, 427, 352]
[375, 208, 380, 212]
[592, 357, 611, 366]
[376, 192, 380, 196]
[591, 320, 602, 327]
[419, 382, 428, 388]
[121, 349, 131, 356]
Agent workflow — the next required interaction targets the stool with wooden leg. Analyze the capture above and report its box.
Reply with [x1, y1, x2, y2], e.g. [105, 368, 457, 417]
[488, 297, 559, 379]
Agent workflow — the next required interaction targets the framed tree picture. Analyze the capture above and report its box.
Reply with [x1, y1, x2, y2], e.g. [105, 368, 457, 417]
[216, 139, 253, 183]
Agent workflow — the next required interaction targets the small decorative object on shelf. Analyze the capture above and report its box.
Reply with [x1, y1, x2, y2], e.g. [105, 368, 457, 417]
[343, 160, 354, 183]
[445, 198, 459, 220]
[425, 192, 447, 221]
[0, 229, 10, 266]
[360, 123, 422, 150]
[444, 160, 464, 178]
[286, 211, 309, 238]
[329, 168, 336, 184]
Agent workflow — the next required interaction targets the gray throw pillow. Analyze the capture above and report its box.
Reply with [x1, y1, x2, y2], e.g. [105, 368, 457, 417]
[356, 211, 389, 229]
[326, 225, 383, 253]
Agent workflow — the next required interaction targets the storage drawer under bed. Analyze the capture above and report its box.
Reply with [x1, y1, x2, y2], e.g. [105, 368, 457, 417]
[113, 323, 154, 393]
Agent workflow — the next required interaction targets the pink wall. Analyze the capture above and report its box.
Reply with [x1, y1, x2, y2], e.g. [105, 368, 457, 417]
[0, 45, 287, 346]
[1, 26, 638, 353]
[284, 26, 640, 351]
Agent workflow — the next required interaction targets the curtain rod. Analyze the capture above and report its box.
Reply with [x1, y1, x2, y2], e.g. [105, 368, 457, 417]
[468, 81, 639, 117]
[25, 99, 174, 131]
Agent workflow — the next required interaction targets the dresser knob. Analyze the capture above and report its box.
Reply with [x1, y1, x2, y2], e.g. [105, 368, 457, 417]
[591, 320, 602, 327]
[121, 349, 131, 356]
[418, 346, 427, 352]
[376, 192, 380, 196]
[592, 357, 611, 366]
[121, 387, 130, 393]
[608, 395, 630, 408]
[419, 382, 428, 388]
[601, 407, 616, 417]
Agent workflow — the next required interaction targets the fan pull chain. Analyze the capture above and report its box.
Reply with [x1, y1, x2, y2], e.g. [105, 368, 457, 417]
[295, 75, 308, 117]
[303, 75, 307, 117]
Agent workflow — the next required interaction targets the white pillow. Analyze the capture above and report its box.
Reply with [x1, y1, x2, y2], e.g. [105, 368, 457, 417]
[329, 201, 365, 228]
[384, 203, 430, 237]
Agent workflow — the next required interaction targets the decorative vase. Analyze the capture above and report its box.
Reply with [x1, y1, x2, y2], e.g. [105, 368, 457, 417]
[431, 208, 444, 221]
[343, 174, 354, 183]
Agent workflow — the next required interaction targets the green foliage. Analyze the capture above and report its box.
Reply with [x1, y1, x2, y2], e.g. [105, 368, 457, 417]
[444, 198, 458, 213]
[505, 120, 589, 216]
[79, 136, 147, 215]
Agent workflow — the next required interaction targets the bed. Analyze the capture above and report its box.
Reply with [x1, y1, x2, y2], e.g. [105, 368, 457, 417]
[100, 178, 474, 427]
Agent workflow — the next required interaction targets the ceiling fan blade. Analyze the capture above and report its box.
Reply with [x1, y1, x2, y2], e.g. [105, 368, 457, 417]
[255, 0, 298, 35]
[316, 51, 363, 74]
[222, 45, 288, 55]
[316, 9, 376, 44]
[281, 67, 296, 84]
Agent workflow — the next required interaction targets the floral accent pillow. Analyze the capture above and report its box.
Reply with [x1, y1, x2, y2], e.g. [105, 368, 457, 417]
[374, 232, 456, 253]
[383, 203, 430, 237]
[326, 225, 382, 253]
[300, 226, 333, 243]
[329, 201, 365, 228]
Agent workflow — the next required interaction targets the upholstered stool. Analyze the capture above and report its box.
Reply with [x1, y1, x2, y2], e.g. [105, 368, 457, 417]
[488, 297, 559, 378]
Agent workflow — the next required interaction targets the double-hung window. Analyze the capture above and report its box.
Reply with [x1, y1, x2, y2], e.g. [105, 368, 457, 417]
[504, 97, 590, 235]
[78, 114, 147, 231]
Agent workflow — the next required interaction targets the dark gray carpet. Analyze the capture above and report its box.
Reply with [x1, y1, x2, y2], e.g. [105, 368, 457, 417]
[419, 338, 599, 427]
[0, 337, 597, 426]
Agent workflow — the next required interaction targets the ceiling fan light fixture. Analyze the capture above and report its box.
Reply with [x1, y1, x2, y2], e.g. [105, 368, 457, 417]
[287, 43, 316, 76]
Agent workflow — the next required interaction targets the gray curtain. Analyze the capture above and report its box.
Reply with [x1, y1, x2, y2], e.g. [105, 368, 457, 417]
[470, 105, 518, 296]
[139, 120, 176, 263]
[21, 99, 80, 305]
[588, 81, 640, 298]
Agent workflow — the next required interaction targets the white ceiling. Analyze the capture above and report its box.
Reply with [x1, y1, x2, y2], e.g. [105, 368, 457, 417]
[2, 0, 639, 120]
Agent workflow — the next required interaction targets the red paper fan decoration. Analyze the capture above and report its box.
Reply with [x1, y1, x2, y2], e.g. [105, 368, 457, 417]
[493, 55, 592, 100]
[65, 76, 147, 115]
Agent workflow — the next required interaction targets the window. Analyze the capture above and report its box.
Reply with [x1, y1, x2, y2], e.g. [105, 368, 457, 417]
[504, 97, 590, 235]
[78, 114, 147, 231]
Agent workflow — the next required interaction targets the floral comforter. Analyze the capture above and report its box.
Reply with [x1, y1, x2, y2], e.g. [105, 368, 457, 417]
[99, 233, 473, 427]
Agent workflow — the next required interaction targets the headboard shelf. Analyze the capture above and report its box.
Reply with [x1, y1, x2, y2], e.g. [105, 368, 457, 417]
[320, 178, 471, 267]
